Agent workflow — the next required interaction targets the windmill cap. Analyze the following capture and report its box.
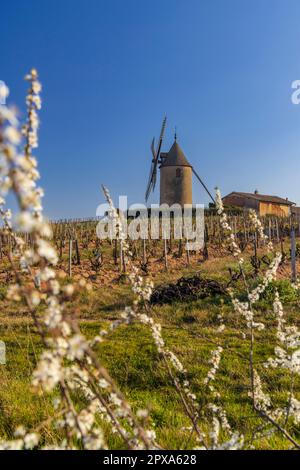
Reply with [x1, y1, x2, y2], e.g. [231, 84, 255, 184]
[161, 140, 192, 167]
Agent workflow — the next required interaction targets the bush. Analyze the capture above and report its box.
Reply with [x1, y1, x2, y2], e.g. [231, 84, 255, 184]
[261, 280, 299, 305]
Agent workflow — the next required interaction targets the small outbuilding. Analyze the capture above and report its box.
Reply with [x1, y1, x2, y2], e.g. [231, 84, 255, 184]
[222, 191, 295, 217]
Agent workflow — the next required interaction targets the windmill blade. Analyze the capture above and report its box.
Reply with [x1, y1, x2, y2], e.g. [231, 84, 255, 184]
[145, 116, 167, 202]
[155, 115, 167, 158]
[152, 163, 157, 188]
[151, 137, 156, 159]
[192, 167, 215, 203]
[145, 161, 155, 201]
[145, 138, 157, 201]
[145, 155, 157, 201]
[145, 159, 158, 201]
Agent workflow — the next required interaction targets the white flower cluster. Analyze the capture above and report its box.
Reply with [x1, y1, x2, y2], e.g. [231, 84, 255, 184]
[249, 209, 273, 252]
[215, 188, 242, 260]
[214, 432, 244, 450]
[265, 289, 300, 384]
[64, 363, 157, 450]
[251, 369, 271, 412]
[288, 397, 300, 424]
[248, 253, 282, 304]
[231, 253, 282, 331]
[23, 68, 42, 153]
[101, 188, 209, 446]
[128, 264, 154, 302]
[204, 347, 223, 387]
[0, 74, 160, 451]
[202, 289, 234, 444]
[32, 351, 62, 392]
[214, 188, 299, 446]
[0, 427, 39, 450]
[208, 404, 232, 435]
[206, 416, 243, 450]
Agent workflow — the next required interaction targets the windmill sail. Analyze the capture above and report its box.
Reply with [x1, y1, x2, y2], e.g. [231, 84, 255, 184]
[151, 137, 156, 159]
[145, 116, 167, 202]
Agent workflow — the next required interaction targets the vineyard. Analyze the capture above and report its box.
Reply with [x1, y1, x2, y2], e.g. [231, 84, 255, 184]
[2, 213, 298, 283]
[1, 213, 300, 449]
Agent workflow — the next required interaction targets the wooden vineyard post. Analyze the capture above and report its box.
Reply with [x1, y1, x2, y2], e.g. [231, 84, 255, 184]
[59, 238, 63, 260]
[280, 223, 285, 257]
[74, 239, 81, 265]
[68, 238, 73, 277]
[253, 232, 258, 266]
[169, 220, 173, 254]
[243, 216, 247, 245]
[8, 234, 12, 259]
[218, 217, 222, 250]
[178, 239, 183, 257]
[203, 224, 209, 261]
[142, 238, 147, 264]
[291, 226, 297, 283]
[119, 239, 123, 272]
[122, 241, 126, 273]
[233, 216, 237, 239]
[169, 232, 173, 254]
[163, 237, 168, 271]
[113, 238, 118, 265]
[186, 240, 190, 266]
[275, 218, 280, 244]
[119, 239, 126, 273]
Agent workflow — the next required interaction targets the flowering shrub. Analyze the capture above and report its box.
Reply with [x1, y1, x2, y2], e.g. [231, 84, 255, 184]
[0, 71, 299, 450]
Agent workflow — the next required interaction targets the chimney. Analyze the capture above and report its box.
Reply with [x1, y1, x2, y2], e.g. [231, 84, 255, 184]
[254, 189, 258, 194]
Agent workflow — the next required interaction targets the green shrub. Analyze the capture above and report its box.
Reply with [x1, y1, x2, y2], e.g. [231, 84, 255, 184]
[261, 280, 299, 305]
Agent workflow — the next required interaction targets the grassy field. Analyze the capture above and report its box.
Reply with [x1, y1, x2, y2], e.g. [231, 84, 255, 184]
[0, 249, 299, 449]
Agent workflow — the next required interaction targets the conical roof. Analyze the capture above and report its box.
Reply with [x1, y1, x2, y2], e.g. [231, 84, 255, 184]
[161, 140, 192, 167]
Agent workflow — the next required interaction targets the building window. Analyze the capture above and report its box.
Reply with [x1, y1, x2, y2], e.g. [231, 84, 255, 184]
[176, 168, 182, 178]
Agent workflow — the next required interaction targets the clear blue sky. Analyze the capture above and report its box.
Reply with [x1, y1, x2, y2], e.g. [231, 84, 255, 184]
[2, 0, 300, 218]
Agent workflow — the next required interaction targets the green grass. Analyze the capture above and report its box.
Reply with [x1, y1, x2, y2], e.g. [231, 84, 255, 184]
[0, 256, 300, 449]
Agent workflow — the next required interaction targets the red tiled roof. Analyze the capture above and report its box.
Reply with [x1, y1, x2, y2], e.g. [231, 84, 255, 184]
[223, 192, 295, 206]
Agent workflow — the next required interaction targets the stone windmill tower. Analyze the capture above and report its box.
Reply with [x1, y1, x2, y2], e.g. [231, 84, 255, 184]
[145, 117, 214, 206]
[159, 135, 192, 206]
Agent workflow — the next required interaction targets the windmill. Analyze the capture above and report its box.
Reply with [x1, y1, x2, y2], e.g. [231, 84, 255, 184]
[145, 117, 215, 206]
